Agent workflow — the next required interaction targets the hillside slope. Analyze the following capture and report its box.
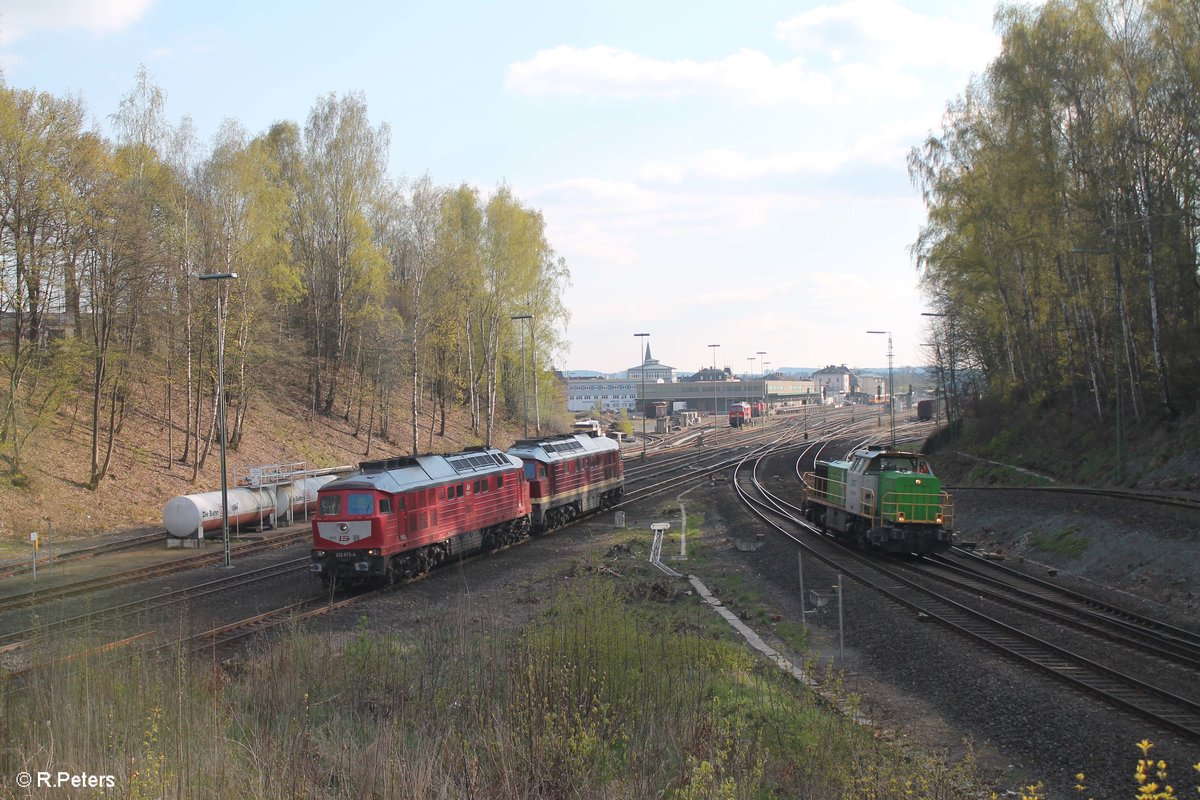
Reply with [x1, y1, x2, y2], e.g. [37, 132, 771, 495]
[0, 378, 526, 554]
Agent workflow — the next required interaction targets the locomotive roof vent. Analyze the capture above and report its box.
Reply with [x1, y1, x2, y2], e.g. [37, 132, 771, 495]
[448, 452, 509, 473]
[544, 440, 585, 455]
[360, 455, 421, 472]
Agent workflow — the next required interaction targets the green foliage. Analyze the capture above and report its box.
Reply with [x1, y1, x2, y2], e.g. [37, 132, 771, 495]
[0, 568, 987, 799]
[1029, 526, 1090, 558]
[0, 66, 575, 485]
[911, 0, 1200, 428]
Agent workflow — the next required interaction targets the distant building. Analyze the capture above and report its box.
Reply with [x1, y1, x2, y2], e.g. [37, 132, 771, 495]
[563, 343, 678, 413]
[811, 364, 857, 403]
[626, 343, 676, 383]
[564, 376, 639, 413]
[856, 374, 888, 401]
[683, 366, 733, 383]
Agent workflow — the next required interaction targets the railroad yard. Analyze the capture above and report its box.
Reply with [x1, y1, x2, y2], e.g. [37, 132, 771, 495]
[2, 409, 1198, 799]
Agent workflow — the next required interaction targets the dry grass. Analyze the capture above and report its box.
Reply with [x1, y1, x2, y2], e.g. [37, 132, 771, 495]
[0, 372, 523, 553]
[1, 573, 990, 799]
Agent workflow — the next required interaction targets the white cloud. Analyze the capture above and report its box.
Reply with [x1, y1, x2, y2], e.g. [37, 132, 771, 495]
[506, 45, 836, 106]
[0, 0, 153, 44]
[638, 115, 929, 183]
[775, 0, 998, 72]
[505, 1, 998, 108]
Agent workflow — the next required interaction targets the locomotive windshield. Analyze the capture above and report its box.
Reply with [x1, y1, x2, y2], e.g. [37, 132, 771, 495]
[346, 493, 374, 515]
[872, 456, 931, 473]
[318, 494, 340, 516]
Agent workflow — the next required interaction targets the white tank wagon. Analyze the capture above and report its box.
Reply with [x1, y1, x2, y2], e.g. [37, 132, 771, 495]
[163, 487, 277, 539]
[273, 475, 338, 525]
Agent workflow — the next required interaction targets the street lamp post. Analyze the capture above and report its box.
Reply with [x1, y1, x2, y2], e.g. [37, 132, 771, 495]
[867, 330, 895, 450]
[512, 314, 532, 438]
[757, 350, 767, 421]
[199, 271, 239, 568]
[708, 343, 720, 417]
[635, 333, 650, 458]
[1070, 247, 1126, 483]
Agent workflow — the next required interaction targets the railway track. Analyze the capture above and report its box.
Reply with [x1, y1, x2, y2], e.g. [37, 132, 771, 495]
[0, 529, 310, 614]
[929, 549, 1200, 669]
[4, 516, 536, 680]
[0, 557, 311, 658]
[0, 529, 169, 580]
[732, 436, 1200, 743]
[947, 483, 1200, 511]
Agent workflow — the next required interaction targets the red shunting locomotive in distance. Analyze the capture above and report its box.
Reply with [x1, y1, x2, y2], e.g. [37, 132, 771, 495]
[729, 402, 753, 428]
[310, 447, 530, 586]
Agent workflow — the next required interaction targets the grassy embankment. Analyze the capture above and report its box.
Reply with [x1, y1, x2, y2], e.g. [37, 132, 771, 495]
[1, 522, 986, 799]
[926, 395, 1200, 491]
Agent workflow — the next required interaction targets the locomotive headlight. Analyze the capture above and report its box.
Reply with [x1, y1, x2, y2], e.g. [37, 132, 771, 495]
[368, 548, 380, 556]
[897, 512, 906, 522]
[914, 479, 922, 485]
[935, 514, 943, 524]
[313, 550, 326, 557]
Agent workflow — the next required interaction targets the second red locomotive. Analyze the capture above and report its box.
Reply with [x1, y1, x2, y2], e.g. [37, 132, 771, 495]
[508, 433, 623, 530]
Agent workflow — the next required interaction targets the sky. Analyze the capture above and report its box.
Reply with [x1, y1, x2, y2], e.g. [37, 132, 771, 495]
[0, 0, 1002, 375]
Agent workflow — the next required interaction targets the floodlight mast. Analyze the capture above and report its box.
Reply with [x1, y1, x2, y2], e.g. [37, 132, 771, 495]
[512, 314, 533, 437]
[198, 271, 239, 568]
[866, 330, 895, 450]
[635, 333, 650, 459]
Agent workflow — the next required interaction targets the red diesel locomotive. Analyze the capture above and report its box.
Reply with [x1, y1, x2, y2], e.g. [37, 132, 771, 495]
[508, 433, 624, 530]
[311, 434, 625, 586]
[729, 402, 753, 428]
[310, 447, 531, 586]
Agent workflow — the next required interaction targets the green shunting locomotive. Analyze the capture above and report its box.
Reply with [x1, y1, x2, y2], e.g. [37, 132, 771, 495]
[802, 447, 955, 555]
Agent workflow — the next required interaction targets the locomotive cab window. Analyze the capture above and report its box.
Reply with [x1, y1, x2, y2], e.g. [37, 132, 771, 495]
[347, 493, 374, 515]
[379, 497, 393, 514]
[497, 475, 504, 488]
[318, 495, 341, 516]
[524, 462, 536, 480]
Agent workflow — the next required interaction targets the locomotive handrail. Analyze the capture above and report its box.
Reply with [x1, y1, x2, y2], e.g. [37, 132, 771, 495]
[878, 490, 953, 526]
[861, 487, 876, 521]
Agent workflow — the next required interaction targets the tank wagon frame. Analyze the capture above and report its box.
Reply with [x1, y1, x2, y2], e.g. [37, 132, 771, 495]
[801, 447, 955, 555]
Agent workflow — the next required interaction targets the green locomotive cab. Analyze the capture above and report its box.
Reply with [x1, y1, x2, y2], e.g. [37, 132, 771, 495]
[803, 447, 954, 555]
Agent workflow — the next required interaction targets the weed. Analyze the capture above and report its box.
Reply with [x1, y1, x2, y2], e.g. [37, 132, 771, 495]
[1029, 526, 1090, 558]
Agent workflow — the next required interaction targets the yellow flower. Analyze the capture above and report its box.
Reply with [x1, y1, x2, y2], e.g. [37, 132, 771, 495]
[1138, 739, 1155, 756]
